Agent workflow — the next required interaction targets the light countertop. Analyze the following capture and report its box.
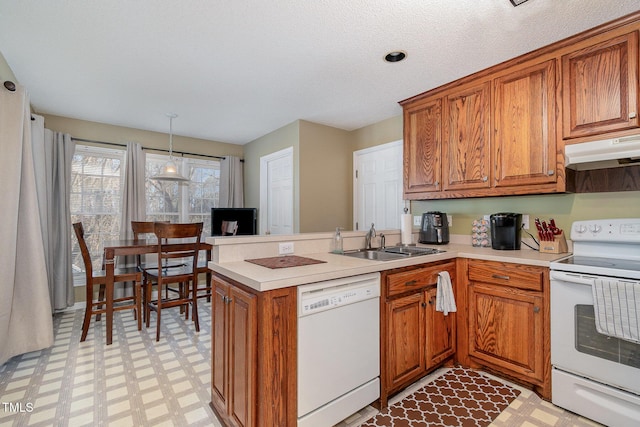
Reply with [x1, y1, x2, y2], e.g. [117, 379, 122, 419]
[207, 235, 568, 292]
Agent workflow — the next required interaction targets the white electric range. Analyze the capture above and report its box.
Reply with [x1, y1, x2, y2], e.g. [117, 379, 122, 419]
[549, 218, 640, 427]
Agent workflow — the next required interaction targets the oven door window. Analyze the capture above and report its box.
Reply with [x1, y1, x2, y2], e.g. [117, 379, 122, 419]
[576, 305, 640, 369]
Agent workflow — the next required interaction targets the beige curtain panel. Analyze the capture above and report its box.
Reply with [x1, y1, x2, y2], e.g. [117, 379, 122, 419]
[0, 85, 54, 365]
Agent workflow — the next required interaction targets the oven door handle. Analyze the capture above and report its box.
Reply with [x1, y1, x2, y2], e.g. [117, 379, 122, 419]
[550, 270, 597, 284]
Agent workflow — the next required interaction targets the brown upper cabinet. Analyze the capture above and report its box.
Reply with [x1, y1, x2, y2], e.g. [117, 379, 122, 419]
[562, 31, 639, 139]
[402, 12, 640, 200]
[402, 57, 560, 200]
[494, 59, 558, 188]
[442, 81, 491, 191]
[403, 98, 442, 193]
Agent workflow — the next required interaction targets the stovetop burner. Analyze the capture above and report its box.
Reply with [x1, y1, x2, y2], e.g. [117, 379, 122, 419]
[550, 218, 640, 280]
[555, 255, 640, 270]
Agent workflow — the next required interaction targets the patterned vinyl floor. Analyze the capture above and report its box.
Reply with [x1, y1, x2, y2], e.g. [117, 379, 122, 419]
[1, 304, 603, 427]
[0, 303, 221, 426]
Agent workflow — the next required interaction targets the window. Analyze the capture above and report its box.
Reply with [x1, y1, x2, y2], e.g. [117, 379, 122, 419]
[71, 145, 125, 282]
[71, 145, 221, 286]
[145, 153, 220, 236]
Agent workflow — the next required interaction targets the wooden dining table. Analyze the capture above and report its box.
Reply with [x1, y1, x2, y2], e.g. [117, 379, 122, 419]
[102, 238, 212, 345]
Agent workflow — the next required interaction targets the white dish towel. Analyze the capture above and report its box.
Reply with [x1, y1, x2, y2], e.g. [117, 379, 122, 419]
[436, 271, 457, 316]
[592, 278, 640, 344]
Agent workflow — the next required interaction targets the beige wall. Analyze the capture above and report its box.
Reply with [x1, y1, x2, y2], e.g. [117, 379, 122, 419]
[351, 115, 402, 151]
[243, 120, 356, 233]
[243, 121, 301, 232]
[42, 114, 243, 159]
[299, 120, 353, 232]
[412, 189, 640, 236]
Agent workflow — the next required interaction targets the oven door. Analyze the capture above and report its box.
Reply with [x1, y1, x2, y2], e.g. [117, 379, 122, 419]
[551, 270, 640, 426]
[551, 270, 640, 394]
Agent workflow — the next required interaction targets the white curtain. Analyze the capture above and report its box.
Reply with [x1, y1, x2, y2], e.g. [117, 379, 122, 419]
[31, 115, 75, 311]
[219, 155, 244, 208]
[120, 142, 146, 241]
[0, 85, 54, 365]
[116, 142, 146, 297]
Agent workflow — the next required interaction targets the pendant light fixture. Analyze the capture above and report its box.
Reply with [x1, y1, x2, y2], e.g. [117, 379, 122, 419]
[151, 113, 189, 182]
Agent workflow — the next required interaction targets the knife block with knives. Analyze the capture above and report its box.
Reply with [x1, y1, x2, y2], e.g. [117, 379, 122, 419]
[539, 231, 568, 253]
[536, 218, 568, 254]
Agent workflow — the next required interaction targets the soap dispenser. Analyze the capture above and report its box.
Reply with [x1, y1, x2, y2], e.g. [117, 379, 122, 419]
[332, 227, 343, 254]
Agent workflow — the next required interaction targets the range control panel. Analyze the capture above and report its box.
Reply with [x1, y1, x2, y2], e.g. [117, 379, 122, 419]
[571, 218, 640, 243]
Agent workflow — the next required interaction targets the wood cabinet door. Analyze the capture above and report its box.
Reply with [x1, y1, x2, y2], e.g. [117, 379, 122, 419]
[403, 98, 442, 194]
[228, 286, 257, 427]
[425, 287, 456, 369]
[442, 81, 492, 190]
[494, 59, 557, 188]
[562, 31, 639, 138]
[468, 282, 544, 382]
[211, 278, 230, 415]
[386, 292, 426, 391]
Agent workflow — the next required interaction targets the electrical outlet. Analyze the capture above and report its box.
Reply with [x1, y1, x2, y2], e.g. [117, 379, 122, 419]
[279, 242, 294, 255]
[414, 216, 422, 226]
[522, 215, 530, 230]
[447, 214, 452, 226]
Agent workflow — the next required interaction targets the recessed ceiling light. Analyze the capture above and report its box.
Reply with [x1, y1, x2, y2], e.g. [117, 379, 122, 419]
[384, 51, 406, 63]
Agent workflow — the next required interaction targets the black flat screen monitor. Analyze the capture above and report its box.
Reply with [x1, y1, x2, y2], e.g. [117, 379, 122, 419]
[211, 208, 257, 236]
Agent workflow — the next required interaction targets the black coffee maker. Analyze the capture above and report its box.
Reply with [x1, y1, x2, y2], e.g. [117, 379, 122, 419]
[490, 213, 522, 250]
[419, 211, 450, 244]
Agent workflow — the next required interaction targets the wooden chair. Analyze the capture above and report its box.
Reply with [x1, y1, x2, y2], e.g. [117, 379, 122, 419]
[73, 222, 142, 342]
[144, 222, 203, 341]
[131, 221, 181, 270]
[132, 220, 211, 309]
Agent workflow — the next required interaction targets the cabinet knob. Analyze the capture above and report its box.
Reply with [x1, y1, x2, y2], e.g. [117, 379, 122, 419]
[435, 181, 440, 187]
[547, 170, 555, 176]
[492, 274, 510, 281]
[630, 112, 637, 119]
[482, 176, 488, 182]
[422, 302, 427, 308]
[533, 306, 540, 313]
[405, 280, 417, 286]
[428, 299, 434, 305]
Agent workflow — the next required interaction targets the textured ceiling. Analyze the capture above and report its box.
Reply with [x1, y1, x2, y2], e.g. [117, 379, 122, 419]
[1, 0, 639, 145]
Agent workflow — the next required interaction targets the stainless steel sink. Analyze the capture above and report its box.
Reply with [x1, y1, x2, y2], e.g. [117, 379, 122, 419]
[341, 249, 407, 261]
[340, 246, 444, 261]
[381, 246, 444, 256]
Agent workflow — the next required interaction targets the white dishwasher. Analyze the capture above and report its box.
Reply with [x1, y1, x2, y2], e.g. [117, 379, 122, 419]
[297, 272, 380, 427]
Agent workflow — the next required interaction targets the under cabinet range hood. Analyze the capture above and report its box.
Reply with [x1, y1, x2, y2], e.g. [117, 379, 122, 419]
[565, 135, 640, 170]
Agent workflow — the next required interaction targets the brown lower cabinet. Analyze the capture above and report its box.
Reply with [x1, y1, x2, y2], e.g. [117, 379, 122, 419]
[457, 259, 551, 399]
[380, 260, 457, 408]
[210, 273, 297, 427]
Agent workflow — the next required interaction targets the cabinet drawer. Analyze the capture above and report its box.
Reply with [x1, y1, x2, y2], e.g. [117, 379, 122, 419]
[386, 261, 455, 297]
[468, 260, 544, 291]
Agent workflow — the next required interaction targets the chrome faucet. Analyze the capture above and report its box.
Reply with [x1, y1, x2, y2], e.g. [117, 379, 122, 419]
[379, 233, 385, 250]
[365, 223, 376, 249]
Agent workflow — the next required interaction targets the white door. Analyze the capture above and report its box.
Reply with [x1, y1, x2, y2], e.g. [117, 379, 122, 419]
[260, 147, 294, 235]
[353, 140, 404, 231]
